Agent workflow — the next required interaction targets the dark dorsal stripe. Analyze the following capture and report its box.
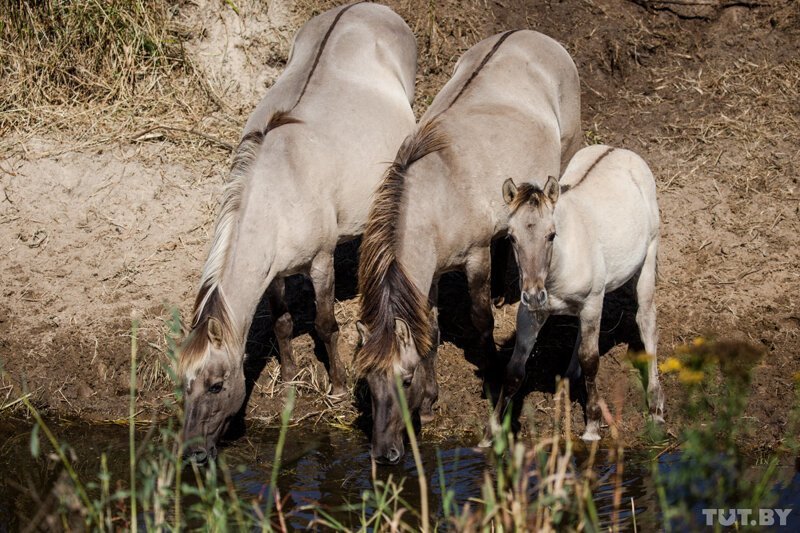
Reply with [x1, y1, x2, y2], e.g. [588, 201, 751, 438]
[560, 147, 616, 194]
[434, 29, 521, 119]
[292, 1, 365, 110]
[235, 2, 361, 148]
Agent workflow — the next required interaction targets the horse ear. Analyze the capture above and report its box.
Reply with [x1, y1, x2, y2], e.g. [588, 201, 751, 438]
[355, 321, 369, 345]
[394, 318, 412, 348]
[544, 175, 560, 204]
[502, 178, 518, 205]
[207, 317, 224, 348]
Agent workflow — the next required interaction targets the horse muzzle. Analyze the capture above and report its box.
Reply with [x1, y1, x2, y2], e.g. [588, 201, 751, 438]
[521, 288, 548, 309]
[185, 444, 217, 466]
[372, 443, 404, 465]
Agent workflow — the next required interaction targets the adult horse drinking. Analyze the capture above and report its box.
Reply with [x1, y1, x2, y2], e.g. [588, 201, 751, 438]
[355, 30, 581, 464]
[502, 145, 665, 440]
[179, 2, 417, 464]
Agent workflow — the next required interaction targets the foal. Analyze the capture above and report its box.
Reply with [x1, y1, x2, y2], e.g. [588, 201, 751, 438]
[502, 145, 665, 440]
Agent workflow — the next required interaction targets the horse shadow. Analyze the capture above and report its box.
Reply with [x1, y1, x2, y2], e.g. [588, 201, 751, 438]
[224, 238, 362, 440]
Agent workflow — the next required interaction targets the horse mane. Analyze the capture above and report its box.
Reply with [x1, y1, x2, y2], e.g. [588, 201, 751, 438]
[179, 111, 300, 378]
[508, 183, 550, 214]
[355, 121, 448, 375]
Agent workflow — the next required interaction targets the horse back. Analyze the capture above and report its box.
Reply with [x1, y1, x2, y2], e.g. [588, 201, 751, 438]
[559, 146, 659, 290]
[244, 2, 416, 135]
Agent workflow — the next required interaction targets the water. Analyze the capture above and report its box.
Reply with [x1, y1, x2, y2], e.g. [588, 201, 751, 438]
[1, 417, 798, 530]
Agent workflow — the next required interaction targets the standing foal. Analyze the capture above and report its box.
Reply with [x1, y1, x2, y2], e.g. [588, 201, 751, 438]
[503, 145, 665, 440]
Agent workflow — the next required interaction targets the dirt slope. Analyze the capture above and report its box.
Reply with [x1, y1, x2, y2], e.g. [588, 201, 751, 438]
[1, 0, 798, 450]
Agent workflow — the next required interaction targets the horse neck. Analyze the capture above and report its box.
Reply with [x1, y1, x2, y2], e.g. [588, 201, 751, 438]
[549, 197, 585, 283]
[395, 231, 437, 300]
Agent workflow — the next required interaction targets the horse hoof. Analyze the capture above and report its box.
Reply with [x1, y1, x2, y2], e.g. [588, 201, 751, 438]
[477, 436, 492, 448]
[581, 420, 601, 441]
[420, 411, 435, 424]
[581, 431, 601, 442]
[649, 413, 665, 424]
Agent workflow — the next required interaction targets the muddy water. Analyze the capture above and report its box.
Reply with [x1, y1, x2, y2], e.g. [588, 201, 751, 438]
[1, 418, 798, 530]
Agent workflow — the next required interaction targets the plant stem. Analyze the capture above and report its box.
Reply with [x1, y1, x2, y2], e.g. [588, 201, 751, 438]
[395, 374, 429, 532]
[264, 387, 296, 526]
[130, 320, 138, 532]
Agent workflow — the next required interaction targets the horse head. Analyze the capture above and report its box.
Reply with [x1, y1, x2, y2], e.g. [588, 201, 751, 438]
[355, 318, 428, 465]
[503, 175, 560, 311]
[179, 298, 246, 465]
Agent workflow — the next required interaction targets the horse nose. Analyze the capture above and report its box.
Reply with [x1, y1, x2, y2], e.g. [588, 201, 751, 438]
[536, 289, 548, 306]
[521, 291, 532, 307]
[187, 448, 209, 465]
[385, 447, 401, 464]
[374, 446, 402, 465]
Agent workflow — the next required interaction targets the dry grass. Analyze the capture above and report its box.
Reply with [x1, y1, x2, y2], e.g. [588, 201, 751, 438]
[0, 0, 231, 157]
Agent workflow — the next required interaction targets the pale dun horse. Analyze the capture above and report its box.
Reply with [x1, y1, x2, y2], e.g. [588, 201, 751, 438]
[178, 3, 417, 463]
[355, 30, 581, 464]
[502, 145, 665, 440]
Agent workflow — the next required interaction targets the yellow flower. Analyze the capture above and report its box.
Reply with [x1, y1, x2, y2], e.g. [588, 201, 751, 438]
[678, 368, 705, 385]
[631, 352, 653, 365]
[692, 337, 706, 347]
[793, 372, 800, 384]
[659, 357, 682, 374]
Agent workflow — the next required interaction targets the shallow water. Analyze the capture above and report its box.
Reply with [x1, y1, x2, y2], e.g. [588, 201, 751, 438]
[1, 418, 798, 530]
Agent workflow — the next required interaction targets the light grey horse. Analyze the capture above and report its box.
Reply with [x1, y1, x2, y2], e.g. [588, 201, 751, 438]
[355, 30, 581, 464]
[179, 2, 417, 463]
[503, 145, 665, 440]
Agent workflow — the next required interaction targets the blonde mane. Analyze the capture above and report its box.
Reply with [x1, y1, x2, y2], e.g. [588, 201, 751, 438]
[179, 112, 300, 378]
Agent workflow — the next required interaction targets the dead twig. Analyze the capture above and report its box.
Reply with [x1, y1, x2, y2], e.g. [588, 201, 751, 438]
[132, 126, 234, 152]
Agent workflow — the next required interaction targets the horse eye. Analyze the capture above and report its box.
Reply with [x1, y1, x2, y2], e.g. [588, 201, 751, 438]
[547, 232, 556, 242]
[402, 375, 413, 388]
[208, 382, 223, 394]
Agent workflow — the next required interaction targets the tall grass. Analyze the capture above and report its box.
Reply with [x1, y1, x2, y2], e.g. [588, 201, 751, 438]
[9, 323, 796, 530]
[17, 315, 294, 530]
[0, 0, 185, 110]
[630, 338, 788, 531]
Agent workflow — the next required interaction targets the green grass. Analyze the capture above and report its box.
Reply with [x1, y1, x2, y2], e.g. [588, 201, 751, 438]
[8, 322, 798, 530]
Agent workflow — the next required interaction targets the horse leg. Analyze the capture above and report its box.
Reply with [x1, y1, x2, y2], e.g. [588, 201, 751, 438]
[505, 305, 548, 396]
[490, 237, 511, 307]
[577, 299, 603, 441]
[267, 278, 298, 382]
[636, 238, 665, 423]
[420, 280, 440, 424]
[310, 251, 346, 396]
[465, 247, 496, 369]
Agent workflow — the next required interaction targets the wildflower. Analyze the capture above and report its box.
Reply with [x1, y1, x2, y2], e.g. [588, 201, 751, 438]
[659, 357, 682, 374]
[632, 352, 653, 365]
[692, 337, 706, 347]
[678, 368, 705, 385]
[793, 372, 800, 384]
